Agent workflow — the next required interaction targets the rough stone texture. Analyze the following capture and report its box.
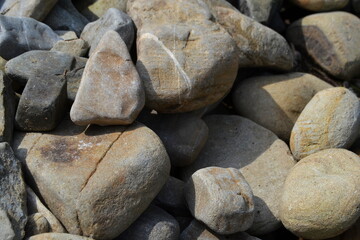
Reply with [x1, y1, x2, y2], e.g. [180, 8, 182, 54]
[0, 16, 61, 60]
[287, 12, 360, 81]
[232, 72, 332, 141]
[74, 0, 128, 21]
[116, 205, 180, 240]
[185, 167, 254, 234]
[290, 0, 349, 11]
[26, 186, 66, 233]
[0, 208, 15, 240]
[25, 213, 50, 237]
[236, 0, 282, 24]
[71, 30, 145, 126]
[51, 39, 89, 57]
[182, 115, 296, 235]
[202, 0, 294, 71]
[80, 8, 134, 56]
[44, 0, 90, 37]
[13, 119, 170, 240]
[0, 143, 27, 240]
[127, 0, 239, 113]
[0, 0, 58, 21]
[28, 233, 94, 240]
[0, 71, 16, 143]
[280, 149, 360, 239]
[290, 87, 360, 160]
[139, 112, 208, 167]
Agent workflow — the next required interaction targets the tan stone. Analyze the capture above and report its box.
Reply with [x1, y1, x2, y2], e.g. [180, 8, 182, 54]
[290, 87, 360, 160]
[280, 149, 360, 239]
[232, 72, 332, 141]
[290, 0, 349, 11]
[28, 233, 94, 240]
[76, 0, 127, 21]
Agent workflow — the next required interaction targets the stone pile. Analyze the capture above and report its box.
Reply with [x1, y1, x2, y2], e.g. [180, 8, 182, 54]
[0, 0, 359, 240]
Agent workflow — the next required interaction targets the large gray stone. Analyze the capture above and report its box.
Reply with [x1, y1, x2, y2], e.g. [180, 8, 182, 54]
[0, 208, 15, 240]
[13, 119, 170, 240]
[80, 8, 134, 56]
[0, 71, 16, 143]
[71, 30, 145, 126]
[0, 143, 27, 240]
[236, 0, 282, 24]
[0, 16, 61, 60]
[182, 115, 296, 235]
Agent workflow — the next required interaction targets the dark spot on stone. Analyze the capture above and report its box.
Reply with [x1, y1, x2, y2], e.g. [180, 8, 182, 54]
[39, 138, 79, 163]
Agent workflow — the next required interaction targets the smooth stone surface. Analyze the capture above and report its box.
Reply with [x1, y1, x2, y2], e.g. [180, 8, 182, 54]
[185, 167, 254, 234]
[44, 0, 89, 37]
[28, 233, 94, 240]
[75, 0, 128, 21]
[203, 0, 294, 70]
[280, 149, 360, 239]
[232, 72, 332, 141]
[0, 0, 58, 21]
[290, 0, 349, 11]
[287, 12, 360, 81]
[182, 115, 296, 235]
[128, 0, 239, 113]
[71, 30, 145, 126]
[0, 208, 15, 240]
[236, 0, 282, 24]
[13, 120, 170, 239]
[0, 143, 27, 240]
[139, 112, 208, 167]
[51, 39, 89, 57]
[0, 16, 61, 60]
[290, 87, 360, 160]
[25, 213, 50, 237]
[116, 205, 180, 240]
[81, 8, 134, 55]
[0, 71, 16, 143]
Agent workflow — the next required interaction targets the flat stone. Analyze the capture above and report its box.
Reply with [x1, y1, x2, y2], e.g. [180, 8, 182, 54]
[25, 213, 50, 237]
[185, 167, 254, 234]
[0, 0, 58, 21]
[0, 16, 61, 60]
[74, 0, 128, 21]
[116, 205, 180, 240]
[182, 115, 296, 235]
[289, 0, 349, 11]
[280, 149, 360, 239]
[51, 39, 89, 57]
[80, 8, 134, 56]
[232, 72, 332, 141]
[290, 87, 360, 160]
[71, 30, 145, 126]
[236, 0, 282, 24]
[28, 233, 94, 240]
[287, 12, 360, 81]
[13, 119, 170, 239]
[0, 208, 15, 240]
[127, 0, 239, 113]
[202, 0, 294, 71]
[0, 71, 16, 143]
[44, 0, 90, 37]
[0, 143, 27, 240]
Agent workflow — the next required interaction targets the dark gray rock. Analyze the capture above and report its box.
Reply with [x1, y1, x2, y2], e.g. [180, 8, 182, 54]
[0, 16, 61, 60]
[0, 71, 16, 143]
[236, 0, 283, 25]
[80, 8, 134, 56]
[0, 208, 15, 240]
[44, 0, 90, 37]
[66, 57, 87, 101]
[0, 142, 27, 240]
[116, 205, 180, 240]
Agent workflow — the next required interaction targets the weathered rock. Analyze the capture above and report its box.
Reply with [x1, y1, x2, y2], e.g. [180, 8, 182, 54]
[0, 71, 15, 143]
[280, 149, 360, 239]
[0, 0, 58, 21]
[236, 0, 282, 24]
[0, 16, 61, 60]
[289, 0, 349, 11]
[71, 30, 144, 126]
[139, 112, 208, 167]
[287, 12, 360, 81]
[25, 213, 50, 237]
[0, 208, 15, 240]
[74, 0, 128, 21]
[0, 57, 7, 72]
[202, 0, 294, 70]
[290, 87, 360, 160]
[185, 167, 254, 234]
[0, 143, 27, 240]
[13, 119, 170, 239]
[66, 57, 87, 101]
[28, 233, 94, 240]
[116, 205, 180, 240]
[51, 39, 89, 57]
[44, 0, 89, 37]
[55, 30, 78, 41]
[127, 0, 239, 113]
[80, 8, 134, 55]
[232, 72, 332, 141]
[26, 186, 66, 233]
[182, 115, 296, 235]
